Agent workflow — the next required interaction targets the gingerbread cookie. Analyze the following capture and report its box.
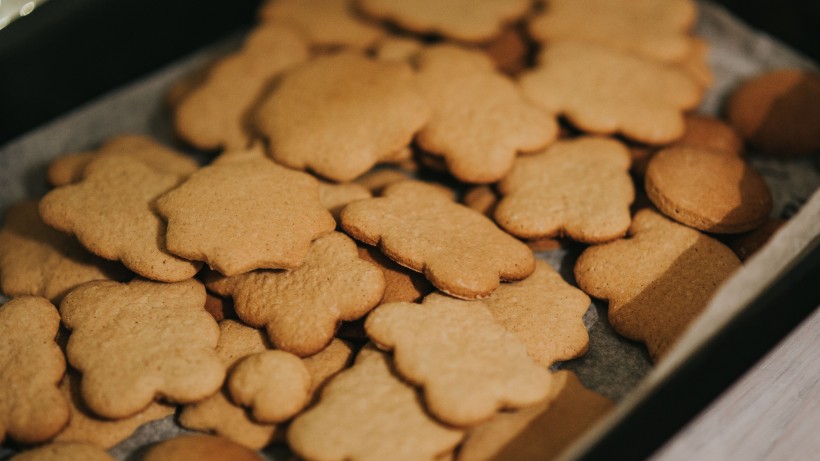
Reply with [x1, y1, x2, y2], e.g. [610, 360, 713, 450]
[302, 338, 356, 397]
[727, 218, 787, 261]
[677, 114, 743, 156]
[288, 345, 463, 461]
[358, 0, 532, 43]
[155, 151, 335, 276]
[0, 201, 126, 302]
[574, 209, 742, 360]
[483, 260, 591, 367]
[358, 245, 433, 303]
[479, 24, 531, 75]
[353, 167, 415, 194]
[495, 137, 634, 243]
[458, 370, 614, 461]
[528, 0, 697, 63]
[318, 181, 372, 221]
[174, 24, 309, 151]
[40, 156, 201, 282]
[414, 45, 557, 183]
[726, 68, 820, 156]
[645, 146, 772, 233]
[9, 442, 114, 461]
[53, 371, 175, 449]
[142, 434, 263, 461]
[227, 350, 311, 423]
[342, 181, 535, 299]
[0, 297, 68, 444]
[258, 0, 384, 49]
[60, 278, 224, 418]
[462, 185, 499, 217]
[519, 41, 701, 144]
[207, 231, 385, 357]
[365, 293, 553, 426]
[45, 135, 199, 187]
[178, 320, 279, 450]
[254, 52, 430, 182]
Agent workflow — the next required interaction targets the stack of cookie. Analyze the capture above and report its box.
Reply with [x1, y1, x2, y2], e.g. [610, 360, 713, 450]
[2, 0, 817, 460]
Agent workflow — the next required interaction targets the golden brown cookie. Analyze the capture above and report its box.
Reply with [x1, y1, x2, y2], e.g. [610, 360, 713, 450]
[365, 293, 553, 427]
[462, 185, 499, 217]
[726, 218, 787, 262]
[483, 261, 591, 367]
[645, 146, 772, 233]
[458, 370, 614, 461]
[227, 350, 311, 423]
[0, 201, 126, 303]
[358, 0, 532, 43]
[519, 41, 701, 144]
[414, 45, 557, 184]
[254, 52, 430, 182]
[288, 345, 464, 461]
[353, 166, 415, 194]
[258, 0, 384, 49]
[302, 338, 356, 398]
[341, 181, 535, 299]
[53, 371, 175, 449]
[142, 434, 264, 461]
[676, 114, 744, 156]
[318, 181, 372, 222]
[207, 231, 385, 357]
[528, 0, 697, 63]
[726, 68, 820, 156]
[203, 291, 236, 322]
[371, 36, 424, 62]
[574, 209, 742, 361]
[0, 297, 68, 444]
[9, 442, 114, 461]
[494, 137, 634, 243]
[178, 320, 279, 450]
[60, 278, 224, 418]
[677, 37, 715, 89]
[174, 24, 309, 151]
[357, 245, 433, 303]
[45, 135, 199, 187]
[40, 156, 201, 282]
[155, 151, 335, 276]
[478, 24, 531, 75]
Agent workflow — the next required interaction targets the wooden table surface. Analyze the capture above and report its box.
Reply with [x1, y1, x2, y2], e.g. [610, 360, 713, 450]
[651, 305, 820, 460]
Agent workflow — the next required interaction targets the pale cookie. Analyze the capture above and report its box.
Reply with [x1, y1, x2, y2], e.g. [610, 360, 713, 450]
[60, 278, 224, 418]
[259, 0, 384, 49]
[254, 52, 430, 182]
[142, 434, 264, 461]
[574, 209, 742, 361]
[341, 181, 535, 299]
[0, 297, 68, 444]
[414, 45, 557, 184]
[155, 152, 335, 276]
[0, 201, 126, 302]
[174, 24, 309, 151]
[645, 146, 772, 233]
[358, 245, 433, 303]
[483, 260, 591, 368]
[46, 134, 199, 187]
[494, 137, 634, 243]
[726, 68, 820, 156]
[318, 181, 372, 221]
[302, 338, 356, 397]
[40, 156, 201, 282]
[357, 0, 532, 43]
[9, 442, 114, 461]
[677, 37, 715, 89]
[458, 370, 614, 461]
[528, 0, 697, 63]
[53, 371, 175, 449]
[365, 293, 553, 427]
[288, 345, 463, 461]
[179, 320, 279, 450]
[519, 41, 701, 144]
[207, 232, 384, 356]
[227, 350, 311, 423]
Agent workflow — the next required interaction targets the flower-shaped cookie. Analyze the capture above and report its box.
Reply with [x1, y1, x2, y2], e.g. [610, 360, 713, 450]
[254, 52, 430, 182]
[494, 136, 634, 243]
[60, 278, 224, 418]
[342, 181, 535, 299]
[258, 0, 384, 49]
[155, 153, 335, 276]
[414, 45, 557, 184]
[519, 41, 701, 144]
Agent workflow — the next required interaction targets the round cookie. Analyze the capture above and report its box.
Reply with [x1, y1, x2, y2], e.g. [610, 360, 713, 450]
[142, 434, 263, 461]
[726, 69, 820, 156]
[645, 146, 772, 234]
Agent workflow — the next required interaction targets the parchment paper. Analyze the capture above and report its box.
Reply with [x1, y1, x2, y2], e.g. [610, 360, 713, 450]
[0, 2, 818, 460]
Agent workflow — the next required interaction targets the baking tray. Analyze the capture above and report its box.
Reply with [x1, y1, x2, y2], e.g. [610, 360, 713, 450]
[1, 1, 819, 460]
